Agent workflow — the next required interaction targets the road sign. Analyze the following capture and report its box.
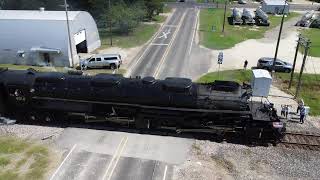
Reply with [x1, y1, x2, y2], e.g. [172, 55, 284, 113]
[218, 52, 223, 64]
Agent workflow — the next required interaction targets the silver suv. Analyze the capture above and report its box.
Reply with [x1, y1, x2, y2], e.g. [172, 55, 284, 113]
[81, 54, 122, 70]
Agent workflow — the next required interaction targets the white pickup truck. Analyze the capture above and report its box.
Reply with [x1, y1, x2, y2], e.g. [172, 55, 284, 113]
[81, 54, 122, 70]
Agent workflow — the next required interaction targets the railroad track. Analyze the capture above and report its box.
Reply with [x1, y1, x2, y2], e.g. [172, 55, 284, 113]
[279, 131, 320, 151]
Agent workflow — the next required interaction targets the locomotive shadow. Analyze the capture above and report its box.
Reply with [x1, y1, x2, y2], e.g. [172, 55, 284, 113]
[17, 121, 272, 147]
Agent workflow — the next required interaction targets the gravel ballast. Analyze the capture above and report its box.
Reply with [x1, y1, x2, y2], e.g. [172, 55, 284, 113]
[0, 124, 64, 142]
[173, 140, 320, 180]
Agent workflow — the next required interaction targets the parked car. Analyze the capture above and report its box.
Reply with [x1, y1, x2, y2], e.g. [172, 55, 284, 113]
[238, 0, 247, 4]
[257, 57, 293, 73]
[81, 54, 122, 70]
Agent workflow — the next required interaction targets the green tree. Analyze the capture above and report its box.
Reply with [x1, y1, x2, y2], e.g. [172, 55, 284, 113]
[108, 0, 145, 34]
[144, 0, 163, 19]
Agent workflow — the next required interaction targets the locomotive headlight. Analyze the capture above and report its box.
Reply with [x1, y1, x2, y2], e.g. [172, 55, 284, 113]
[30, 88, 35, 93]
[272, 122, 284, 128]
[14, 89, 20, 96]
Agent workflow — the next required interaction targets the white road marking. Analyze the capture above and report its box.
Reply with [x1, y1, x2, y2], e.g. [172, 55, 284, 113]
[102, 137, 125, 180]
[162, 165, 168, 180]
[107, 137, 128, 180]
[125, 9, 176, 77]
[153, 11, 187, 78]
[150, 43, 169, 46]
[49, 144, 77, 180]
[158, 29, 171, 39]
[188, 8, 199, 56]
[163, 25, 178, 27]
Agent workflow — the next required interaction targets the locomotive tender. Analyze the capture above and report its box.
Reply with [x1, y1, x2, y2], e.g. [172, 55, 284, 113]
[0, 68, 285, 141]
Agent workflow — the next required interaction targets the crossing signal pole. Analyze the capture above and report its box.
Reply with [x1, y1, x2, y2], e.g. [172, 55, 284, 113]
[288, 34, 301, 89]
[271, 0, 287, 76]
[108, 0, 113, 46]
[295, 37, 311, 98]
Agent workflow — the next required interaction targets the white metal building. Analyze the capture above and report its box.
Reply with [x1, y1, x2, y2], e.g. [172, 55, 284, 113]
[0, 9, 101, 67]
[261, 0, 290, 14]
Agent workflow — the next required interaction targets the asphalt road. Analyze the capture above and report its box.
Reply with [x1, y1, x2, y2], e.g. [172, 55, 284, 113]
[127, 8, 186, 78]
[127, 5, 212, 80]
[50, 128, 193, 180]
[157, 7, 197, 79]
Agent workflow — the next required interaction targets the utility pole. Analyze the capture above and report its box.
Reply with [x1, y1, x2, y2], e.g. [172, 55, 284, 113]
[222, 1, 227, 33]
[295, 39, 311, 98]
[108, 0, 113, 46]
[288, 34, 301, 89]
[271, 0, 287, 76]
[64, 0, 74, 67]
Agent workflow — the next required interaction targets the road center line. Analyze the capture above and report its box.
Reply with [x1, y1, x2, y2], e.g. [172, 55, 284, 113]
[153, 11, 187, 78]
[107, 137, 128, 180]
[150, 43, 169, 46]
[162, 165, 168, 180]
[49, 144, 77, 180]
[188, 8, 199, 56]
[163, 25, 177, 27]
[102, 137, 125, 180]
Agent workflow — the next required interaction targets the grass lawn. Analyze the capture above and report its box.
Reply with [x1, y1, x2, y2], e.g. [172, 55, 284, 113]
[0, 64, 126, 75]
[0, 137, 51, 180]
[199, 9, 299, 49]
[163, 6, 172, 13]
[99, 23, 160, 49]
[198, 69, 320, 115]
[197, 69, 252, 83]
[300, 28, 320, 57]
[153, 15, 167, 23]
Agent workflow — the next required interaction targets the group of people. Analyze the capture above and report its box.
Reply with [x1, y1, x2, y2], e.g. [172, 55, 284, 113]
[281, 100, 306, 124]
[280, 105, 291, 119]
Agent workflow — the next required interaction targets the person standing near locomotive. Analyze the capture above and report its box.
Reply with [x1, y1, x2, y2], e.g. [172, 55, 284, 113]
[297, 99, 304, 114]
[281, 105, 285, 117]
[299, 105, 306, 124]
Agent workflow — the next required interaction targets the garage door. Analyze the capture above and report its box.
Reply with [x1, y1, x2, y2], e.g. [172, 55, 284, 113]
[74, 29, 86, 45]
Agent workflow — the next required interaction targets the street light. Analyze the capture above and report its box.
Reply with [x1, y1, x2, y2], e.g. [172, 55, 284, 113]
[222, 0, 227, 33]
[108, 0, 113, 46]
[64, 0, 74, 67]
[271, 0, 288, 75]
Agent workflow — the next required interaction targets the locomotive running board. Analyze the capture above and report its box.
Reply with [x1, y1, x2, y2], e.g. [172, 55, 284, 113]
[175, 128, 236, 134]
[32, 96, 252, 114]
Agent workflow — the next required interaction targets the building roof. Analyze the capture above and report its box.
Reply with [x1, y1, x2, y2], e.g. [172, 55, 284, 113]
[0, 10, 82, 21]
[252, 69, 272, 79]
[263, 0, 287, 5]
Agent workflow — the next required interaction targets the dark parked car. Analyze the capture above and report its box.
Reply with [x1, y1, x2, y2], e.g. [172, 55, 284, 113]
[257, 57, 293, 73]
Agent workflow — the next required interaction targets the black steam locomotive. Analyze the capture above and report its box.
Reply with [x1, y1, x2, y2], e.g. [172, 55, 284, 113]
[0, 68, 285, 141]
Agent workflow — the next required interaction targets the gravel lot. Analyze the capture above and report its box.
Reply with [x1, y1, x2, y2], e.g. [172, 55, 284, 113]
[0, 124, 64, 142]
[173, 140, 320, 180]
